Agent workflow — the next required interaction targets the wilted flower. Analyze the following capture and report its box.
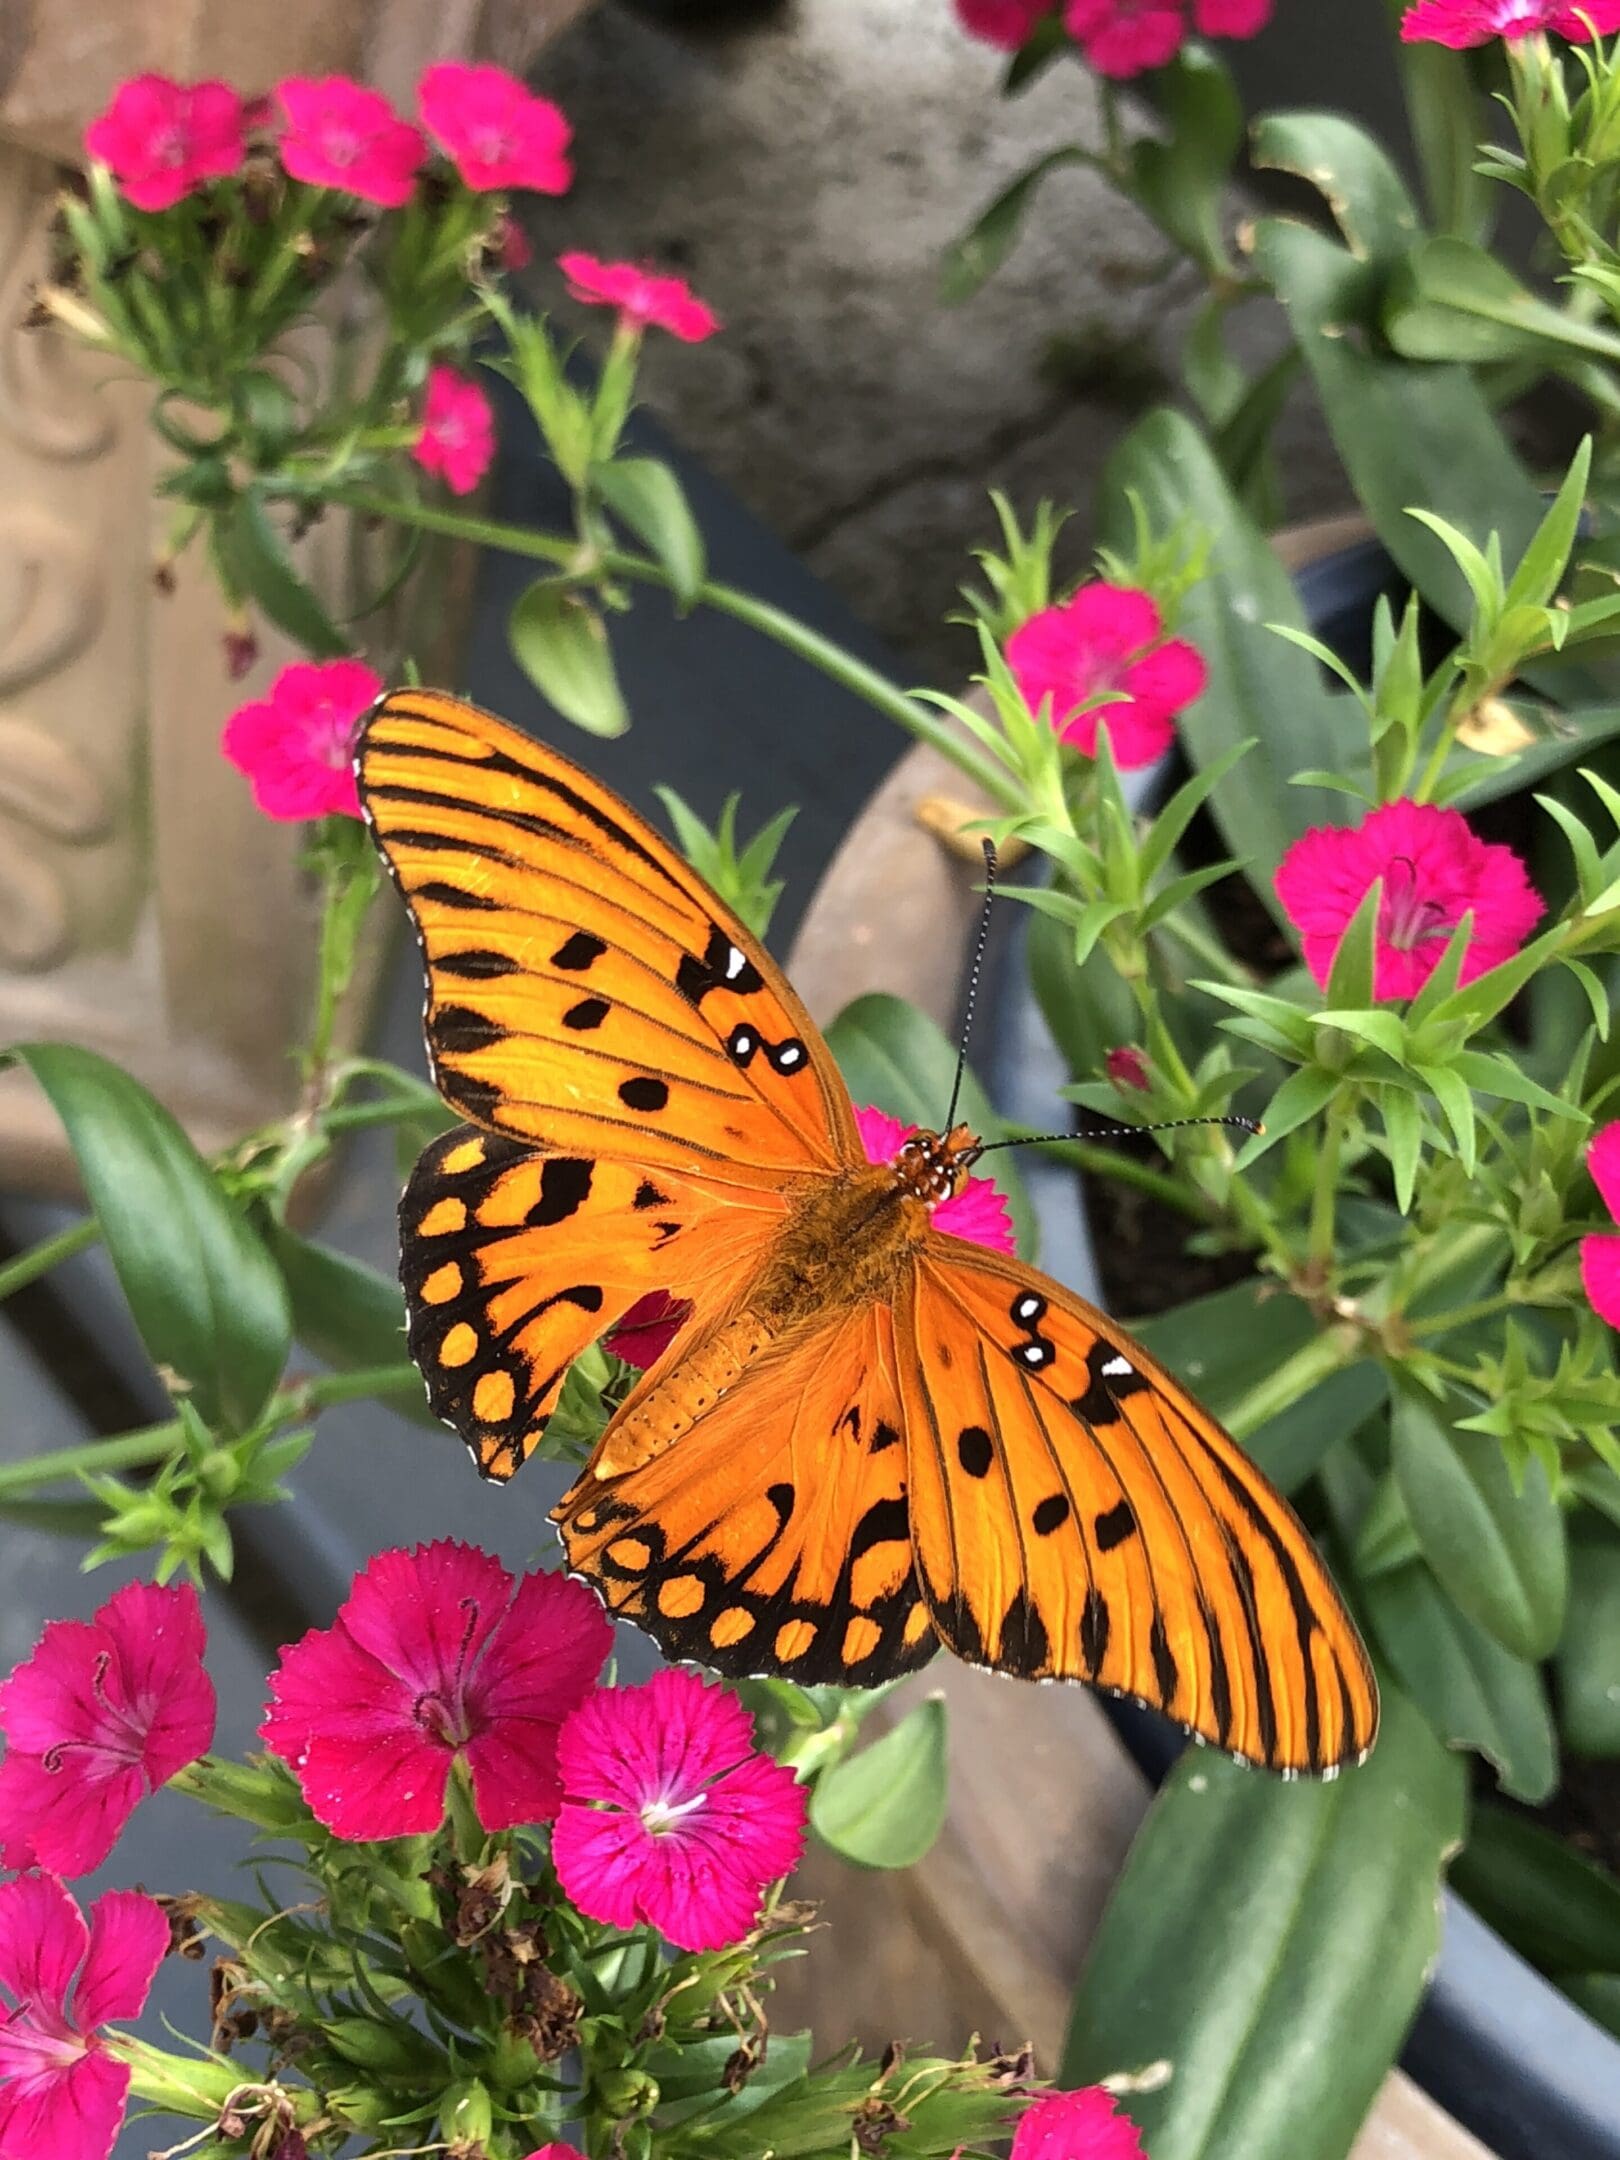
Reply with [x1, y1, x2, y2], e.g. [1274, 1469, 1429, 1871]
[1275, 799, 1544, 1001]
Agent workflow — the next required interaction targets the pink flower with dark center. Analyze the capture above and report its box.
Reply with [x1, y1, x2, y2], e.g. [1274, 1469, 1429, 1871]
[261, 1542, 612, 1839]
[413, 365, 496, 496]
[552, 1669, 806, 1952]
[856, 1105, 1016, 1251]
[419, 63, 573, 195]
[1580, 1125, 1620, 1328]
[1194, 0, 1273, 31]
[276, 77, 427, 207]
[955, 0, 1055, 46]
[558, 253, 722, 343]
[1005, 582, 1206, 768]
[1402, 0, 1620, 41]
[221, 657, 383, 822]
[1011, 2085, 1148, 2160]
[1105, 1045, 1151, 1091]
[84, 75, 246, 212]
[1274, 799, 1544, 1001]
[0, 1582, 215, 1879]
[1065, 0, 1189, 75]
[605, 1289, 694, 1373]
[0, 1874, 167, 2160]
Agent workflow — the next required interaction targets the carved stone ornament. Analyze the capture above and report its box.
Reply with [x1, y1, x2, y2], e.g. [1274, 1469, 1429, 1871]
[0, 2, 598, 1194]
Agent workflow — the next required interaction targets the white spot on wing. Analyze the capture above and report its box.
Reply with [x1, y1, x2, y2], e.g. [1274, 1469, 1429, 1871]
[1102, 1355, 1133, 1377]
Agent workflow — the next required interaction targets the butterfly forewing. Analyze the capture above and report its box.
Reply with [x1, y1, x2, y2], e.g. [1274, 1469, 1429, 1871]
[359, 691, 862, 1185]
[401, 1123, 785, 1479]
[896, 1239, 1378, 1774]
[555, 1304, 938, 1688]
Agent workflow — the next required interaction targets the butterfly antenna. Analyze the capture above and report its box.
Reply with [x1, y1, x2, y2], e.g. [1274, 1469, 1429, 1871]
[973, 1112, 1263, 1158]
[945, 838, 999, 1135]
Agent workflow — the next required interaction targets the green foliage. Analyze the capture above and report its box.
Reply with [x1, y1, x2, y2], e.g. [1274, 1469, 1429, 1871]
[508, 578, 630, 737]
[595, 457, 707, 611]
[809, 1698, 949, 1871]
[656, 788, 797, 939]
[1063, 1683, 1467, 2160]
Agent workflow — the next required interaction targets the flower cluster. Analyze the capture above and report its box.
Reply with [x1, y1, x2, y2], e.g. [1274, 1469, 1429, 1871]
[954, 0, 1274, 72]
[1401, 0, 1620, 46]
[85, 61, 572, 213]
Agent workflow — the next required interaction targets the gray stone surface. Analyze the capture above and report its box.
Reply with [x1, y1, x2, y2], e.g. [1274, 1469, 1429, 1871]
[517, 0, 1343, 684]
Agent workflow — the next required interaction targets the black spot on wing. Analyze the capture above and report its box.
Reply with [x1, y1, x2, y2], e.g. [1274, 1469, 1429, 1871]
[1149, 1614, 1179, 1706]
[633, 1180, 671, 1210]
[1080, 1587, 1111, 1671]
[417, 880, 499, 913]
[552, 931, 606, 971]
[870, 1421, 902, 1454]
[526, 1158, 593, 1228]
[437, 949, 519, 979]
[563, 997, 610, 1031]
[619, 1077, 669, 1112]
[1209, 1454, 1322, 1766]
[432, 1006, 508, 1055]
[1000, 1589, 1050, 1674]
[1032, 1492, 1070, 1537]
[676, 922, 765, 1007]
[957, 1426, 993, 1479]
[1094, 1500, 1138, 1552]
[849, 1495, 910, 1561]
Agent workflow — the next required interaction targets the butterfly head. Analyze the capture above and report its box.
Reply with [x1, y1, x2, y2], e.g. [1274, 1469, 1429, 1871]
[893, 1123, 981, 1206]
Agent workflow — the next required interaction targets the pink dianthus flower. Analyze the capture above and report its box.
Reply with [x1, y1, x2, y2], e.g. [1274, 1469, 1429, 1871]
[1011, 2085, 1148, 2160]
[413, 365, 496, 496]
[221, 657, 383, 823]
[559, 254, 722, 343]
[955, 0, 1055, 45]
[552, 1669, 806, 1952]
[419, 63, 573, 194]
[1580, 1125, 1620, 1329]
[1402, 0, 1620, 43]
[0, 1581, 214, 1878]
[1275, 799, 1544, 1002]
[1006, 581, 1205, 768]
[260, 1541, 612, 1839]
[1065, 0, 1189, 75]
[84, 75, 246, 212]
[276, 76, 426, 206]
[0, 1874, 167, 2160]
[856, 1105, 1016, 1252]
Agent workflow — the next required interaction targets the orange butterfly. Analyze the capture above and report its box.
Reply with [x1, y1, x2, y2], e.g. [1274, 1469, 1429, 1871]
[359, 688, 1378, 1776]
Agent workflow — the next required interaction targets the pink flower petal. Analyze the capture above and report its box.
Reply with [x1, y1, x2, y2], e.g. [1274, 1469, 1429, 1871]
[293, 1729, 452, 1840]
[1011, 2084, 1148, 2160]
[0, 1754, 144, 1877]
[604, 1289, 692, 1370]
[474, 1568, 615, 1728]
[855, 1106, 913, 1166]
[1195, 0, 1273, 31]
[0, 2049, 130, 2160]
[1589, 1125, 1620, 1225]
[549, 1803, 649, 1932]
[420, 64, 573, 194]
[933, 1174, 1017, 1253]
[0, 1873, 86, 2011]
[1064, 581, 1164, 667]
[1582, 1234, 1620, 1329]
[464, 1722, 566, 1830]
[955, 0, 1053, 45]
[338, 1541, 513, 1693]
[74, 1891, 168, 2029]
[558, 253, 721, 342]
[276, 76, 426, 207]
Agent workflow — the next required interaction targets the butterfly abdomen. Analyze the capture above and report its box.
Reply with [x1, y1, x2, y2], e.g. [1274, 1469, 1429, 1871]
[591, 1312, 771, 1479]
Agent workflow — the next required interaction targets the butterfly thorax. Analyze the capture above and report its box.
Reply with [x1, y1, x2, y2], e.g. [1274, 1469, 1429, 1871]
[892, 1123, 980, 1207]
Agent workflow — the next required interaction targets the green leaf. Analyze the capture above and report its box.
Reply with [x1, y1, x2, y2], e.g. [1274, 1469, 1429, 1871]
[1324, 882, 1385, 1010]
[219, 492, 349, 658]
[940, 147, 1092, 303]
[1062, 1680, 1467, 2160]
[1130, 46, 1244, 271]
[1099, 410, 1354, 918]
[1252, 111, 1419, 265]
[1555, 1528, 1620, 1758]
[824, 992, 1033, 1258]
[507, 579, 629, 737]
[1391, 1386, 1568, 1662]
[4, 1044, 289, 1433]
[593, 457, 706, 611]
[1389, 240, 1620, 367]
[1504, 437, 1592, 614]
[1131, 1282, 1385, 1495]
[1379, 1084, 1424, 1215]
[1234, 1064, 1339, 1168]
[1397, 36, 1494, 243]
[266, 1222, 436, 1429]
[1363, 1559, 1557, 1803]
[1451, 1804, 1620, 1976]
[809, 1697, 948, 1870]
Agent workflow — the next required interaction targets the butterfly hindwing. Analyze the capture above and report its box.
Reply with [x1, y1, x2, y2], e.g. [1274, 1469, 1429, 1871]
[359, 692, 862, 1185]
[555, 1305, 938, 1687]
[402, 1123, 785, 1480]
[896, 1239, 1378, 1775]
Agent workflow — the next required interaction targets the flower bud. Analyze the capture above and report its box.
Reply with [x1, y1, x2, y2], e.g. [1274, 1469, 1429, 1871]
[323, 2015, 440, 2080]
[441, 2078, 496, 2146]
[594, 2066, 660, 2120]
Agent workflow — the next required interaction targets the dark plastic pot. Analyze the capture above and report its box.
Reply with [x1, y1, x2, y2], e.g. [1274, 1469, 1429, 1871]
[985, 534, 1620, 2160]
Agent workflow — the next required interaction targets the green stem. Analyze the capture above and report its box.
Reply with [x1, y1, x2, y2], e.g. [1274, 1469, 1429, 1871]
[0, 1217, 101, 1300]
[309, 486, 1024, 812]
[1002, 1124, 1212, 1220]
[1308, 1097, 1349, 1275]
[1156, 907, 1257, 989]
[1224, 1324, 1363, 1443]
[1408, 1289, 1518, 1339]
[0, 1362, 422, 1499]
